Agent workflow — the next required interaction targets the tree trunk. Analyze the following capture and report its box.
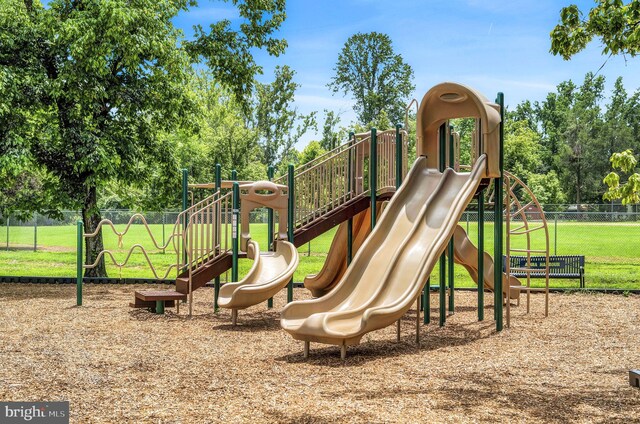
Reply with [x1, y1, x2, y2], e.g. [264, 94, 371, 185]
[82, 185, 107, 278]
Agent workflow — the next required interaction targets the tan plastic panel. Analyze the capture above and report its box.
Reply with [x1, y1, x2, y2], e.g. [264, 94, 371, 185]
[218, 240, 299, 310]
[239, 181, 288, 251]
[416, 82, 501, 177]
[451, 225, 521, 300]
[304, 202, 388, 298]
[281, 155, 487, 346]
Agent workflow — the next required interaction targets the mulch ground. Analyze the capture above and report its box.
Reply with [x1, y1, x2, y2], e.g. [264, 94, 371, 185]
[0, 284, 639, 423]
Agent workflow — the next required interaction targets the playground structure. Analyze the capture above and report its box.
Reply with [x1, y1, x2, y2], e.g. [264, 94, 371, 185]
[77, 82, 550, 358]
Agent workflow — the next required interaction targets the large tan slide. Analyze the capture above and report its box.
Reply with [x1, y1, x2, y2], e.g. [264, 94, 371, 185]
[304, 202, 387, 298]
[281, 155, 487, 347]
[451, 225, 522, 300]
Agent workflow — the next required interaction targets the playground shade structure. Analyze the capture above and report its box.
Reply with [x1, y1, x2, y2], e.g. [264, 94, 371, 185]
[218, 240, 298, 310]
[451, 225, 522, 300]
[280, 155, 486, 346]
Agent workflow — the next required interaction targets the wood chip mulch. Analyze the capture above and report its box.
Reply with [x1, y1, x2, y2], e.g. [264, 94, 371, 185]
[1, 284, 639, 423]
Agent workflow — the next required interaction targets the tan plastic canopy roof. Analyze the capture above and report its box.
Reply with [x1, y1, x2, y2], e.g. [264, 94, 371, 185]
[417, 82, 501, 178]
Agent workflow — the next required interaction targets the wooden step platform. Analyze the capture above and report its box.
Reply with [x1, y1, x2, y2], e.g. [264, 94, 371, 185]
[130, 290, 187, 314]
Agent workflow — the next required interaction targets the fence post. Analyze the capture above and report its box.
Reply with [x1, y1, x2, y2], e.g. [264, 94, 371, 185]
[6, 216, 9, 251]
[554, 213, 558, 255]
[33, 213, 37, 252]
[76, 220, 83, 306]
[161, 212, 166, 253]
[287, 164, 295, 303]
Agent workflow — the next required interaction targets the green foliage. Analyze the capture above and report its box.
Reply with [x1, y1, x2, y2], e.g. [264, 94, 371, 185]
[603, 149, 640, 204]
[253, 65, 316, 169]
[504, 120, 542, 179]
[298, 141, 326, 165]
[329, 32, 414, 125]
[527, 171, 567, 205]
[185, 0, 287, 112]
[320, 110, 345, 151]
[0, 0, 290, 276]
[551, 1, 640, 60]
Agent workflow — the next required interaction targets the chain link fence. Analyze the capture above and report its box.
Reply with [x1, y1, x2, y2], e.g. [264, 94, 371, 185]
[1, 206, 638, 289]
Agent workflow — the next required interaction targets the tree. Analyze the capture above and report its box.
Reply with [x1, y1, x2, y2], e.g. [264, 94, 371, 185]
[603, 150, 640, 204]
[298, 141, 326, 165]
[253, 65, 316, 169]
[320, 110, 345, 151]
[0, 0, 287, 277]
[503, 120, 542, 180]
[550, 1, 640, 60]
[329, 32, 414, 125]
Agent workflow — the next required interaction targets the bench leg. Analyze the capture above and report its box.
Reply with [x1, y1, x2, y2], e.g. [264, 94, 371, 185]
[155, 300, 165, 315]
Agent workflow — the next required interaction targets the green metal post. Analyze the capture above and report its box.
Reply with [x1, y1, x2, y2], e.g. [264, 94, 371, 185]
[438, 123, 447, 327]
[33, 213, 37, 252]
[448, 126, 455, 314]
[347, 132, 354, 265]
[181, 168, 188, 267]
[370, 128, 378, 230]
[155, 300, 165, 315]
[267, 165, 275, 309]
[494, 93, 505, 331]
[478, 190, 485, 321]
[76, 220, 83, 306]
[214, 164, 222, 312]
[232, 181, 239, 283]
[423, 278, 430, 324]
[395, 124, 403, 187]
[287, 164, 295, 303]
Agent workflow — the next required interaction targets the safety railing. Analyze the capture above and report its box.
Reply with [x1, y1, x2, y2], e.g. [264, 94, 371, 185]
[281, 128, 408, 231]
[183, 191, 233, 273]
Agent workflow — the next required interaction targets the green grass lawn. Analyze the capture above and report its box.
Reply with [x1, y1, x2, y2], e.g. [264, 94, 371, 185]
[1, 221, 639, 289]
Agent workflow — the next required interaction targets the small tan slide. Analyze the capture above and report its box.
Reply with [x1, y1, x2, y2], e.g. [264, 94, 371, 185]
[218, 180, 299, 323]
[304, 202, 387, 298]
[281, 155, 487, 348]
[218, 240, 298, 314]
[451, 225, 522, 300]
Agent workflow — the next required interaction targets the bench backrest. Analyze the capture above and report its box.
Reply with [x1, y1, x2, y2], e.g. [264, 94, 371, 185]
[502, 255, 584, 275]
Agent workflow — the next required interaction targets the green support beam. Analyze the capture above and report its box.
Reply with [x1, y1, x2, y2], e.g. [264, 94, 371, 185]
[181, 168, 188, 268]
[155, 300, 165, 315]
[494, 93, 505, 331]
[287, 164, 295, 303]
[438, 123, 447, 327]
[478, 190, 485, 321]
[267, 165, 275, 309]
[232, 181, 239, 283]
[370, 128, 377, 230]
[347, 132, 354, 265]
[76, 220, 83, 306]
[448, 125, 455, 314]
[214, 164, 221, 312]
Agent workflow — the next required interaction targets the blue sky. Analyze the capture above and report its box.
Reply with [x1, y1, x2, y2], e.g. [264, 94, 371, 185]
[175, 0, 640, 146]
